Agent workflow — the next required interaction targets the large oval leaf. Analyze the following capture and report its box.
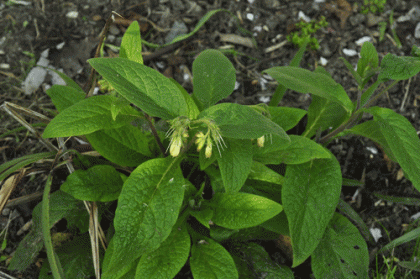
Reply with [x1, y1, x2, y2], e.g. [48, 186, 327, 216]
[86, 125, 152, 167]
[120, 21, 143, 64]
[135, 225, 190, 278]
[60, 165, 123, 202]
[103, 158, 185, 277]
[198, 103, 290, 142]
[42, 95, 140, 138]
[89, 57, 188, 119]
[282, 157, 342, 267]
[190, 237, 238, 279]
[365, 106, 420, 190]
[312, 213, 369, 279]
[209, 192, 283, 229]
[192, 49, 236, 109]
[264, 66, 353, 112]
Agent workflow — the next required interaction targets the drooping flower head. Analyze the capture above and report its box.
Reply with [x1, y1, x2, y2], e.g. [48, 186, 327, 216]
[166, 117, 191, 157]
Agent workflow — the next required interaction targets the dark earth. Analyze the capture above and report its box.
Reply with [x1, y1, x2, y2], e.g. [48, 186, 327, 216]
[1, 0, 420, 278]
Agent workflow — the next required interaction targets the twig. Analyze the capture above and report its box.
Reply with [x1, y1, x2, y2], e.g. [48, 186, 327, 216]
[399, 77, 412, 112]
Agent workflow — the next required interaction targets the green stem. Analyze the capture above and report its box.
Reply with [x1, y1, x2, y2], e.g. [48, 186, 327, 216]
[42, 173, 66, 279]
[363, 80, 399, 109]
[145, 113, 166, 157]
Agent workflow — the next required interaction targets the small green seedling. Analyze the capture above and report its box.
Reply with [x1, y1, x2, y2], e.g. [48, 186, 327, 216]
[287, 16, 328, 50]
[361, 0, 387, 14]
[378, 10, 401, 48]
[3, 17, 420, 279]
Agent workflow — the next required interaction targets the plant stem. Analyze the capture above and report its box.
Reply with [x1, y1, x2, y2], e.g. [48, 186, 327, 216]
[363, 80, 399, 109]
[144, 113, 167, 156]
[319, 79, 399, 145]
[318, 111, 362, 145]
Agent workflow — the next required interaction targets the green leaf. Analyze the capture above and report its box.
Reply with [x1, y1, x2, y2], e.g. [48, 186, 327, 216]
[39, 66, 84, 92]
[86, 125, 152, 167]
[0, 152, 56, 183]
[135, 224, 190, 278]
[282, 157, 342, 267]
[120, 21, 143, 64]
[254, 135, 331, 165]
[378, 227, 420, 254]
[268, 39, 309, 106]
[267, 107, 307, 132]
[9, 191, 87, 272]
[190, 207, 214, 229]
[190, 237, 238, 279]
[104, 158, 185, 277]
[46, 85, 85, 112]
[111, 95, 131, 121]
[264, 66, 353, 112]
[312, 213, 369, 279]
[169, 78, 200, 119]
[357, 41, 379, 79]
[303, 95, 350, 138]
[88, 58, 188, 119]
[198, 103, 290, 141]
[260, 211, 290, 236]
[168, 9, 230, 45]
[341, 120, 397, 161]
[340, 57, 362, 86]
[42, 174, 66, 279]
[42, 95, 140, 138]
[378, 54, 420, 81]
[39, 234, 94, 279]
[209, 192, 282, 229]
[192, 49, 236, 109]
[364, 106, 420, 190]
[232, 242, 294, 279]
[247, 161, 284, 185]
[60, 165, 123, 202]
[102, 238, 138, 279]
[337, 199, 373, 242]
[216, 138, 253, 193]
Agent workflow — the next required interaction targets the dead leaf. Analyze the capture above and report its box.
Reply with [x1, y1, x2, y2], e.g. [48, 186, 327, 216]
[325, 0, 353, 29]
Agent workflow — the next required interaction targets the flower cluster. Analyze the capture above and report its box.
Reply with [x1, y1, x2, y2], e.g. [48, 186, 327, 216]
[194, 120, 226, 158]
[167, 117, 227, 158]
[166, 117, 190, 157]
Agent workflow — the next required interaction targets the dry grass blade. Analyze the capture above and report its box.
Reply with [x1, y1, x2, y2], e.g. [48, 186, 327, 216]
[56, 137, 103, 279]
[0, 170, 26, 214]
[1, 102, 57, 152]
[85, 201, 101, 279]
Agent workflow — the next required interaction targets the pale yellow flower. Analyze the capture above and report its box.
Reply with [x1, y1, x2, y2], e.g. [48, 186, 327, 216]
[169, 137, 182, 157]
[257, 135, 265, 147]
[195, 131, 206, 152]
[205, 139, 212, 158]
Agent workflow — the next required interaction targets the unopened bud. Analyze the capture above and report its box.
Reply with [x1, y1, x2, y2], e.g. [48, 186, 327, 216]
[170, 137, 182, 157]
[205, 141, 212, 158]
[257, 135, 265, 147]
[195, 132, 206, 152]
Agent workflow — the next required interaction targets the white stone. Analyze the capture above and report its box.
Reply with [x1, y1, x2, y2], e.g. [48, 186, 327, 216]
[355, 36, 372, 46]
[298, 11, 311, 22]
[415, 22, 420, 39]
[370, 228, 382, 242]
[66, 11, 79, 19]
[343, 48, 358, 56]
[23, 51, 50, 95]
[246, 13, 254, 21]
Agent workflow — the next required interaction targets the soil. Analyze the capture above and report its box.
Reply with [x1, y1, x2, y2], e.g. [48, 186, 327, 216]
[1, 0, 420, 278]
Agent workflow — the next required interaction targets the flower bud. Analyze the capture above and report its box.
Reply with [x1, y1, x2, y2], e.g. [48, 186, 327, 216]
[257, 135, 265, 147]
[205, 140, 212, 158]
[195, 131, 206, 152]
[169, 137, 182, 157]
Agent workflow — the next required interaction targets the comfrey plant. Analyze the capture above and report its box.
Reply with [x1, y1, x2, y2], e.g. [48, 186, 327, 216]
[3, 20, 420, 278]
